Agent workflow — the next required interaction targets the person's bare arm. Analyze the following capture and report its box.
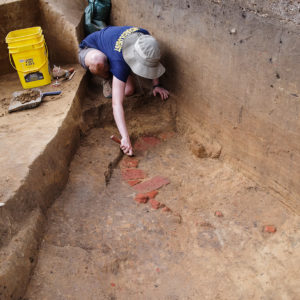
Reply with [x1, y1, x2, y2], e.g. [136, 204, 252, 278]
[152, 78, 169, 100]
[112, 76, 133, 156]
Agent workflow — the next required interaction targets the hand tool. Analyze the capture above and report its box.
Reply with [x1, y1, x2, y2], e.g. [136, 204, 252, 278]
[110, 135, 134, 157]
[110, 135, 121, 144]
[8, 88, 61, 113]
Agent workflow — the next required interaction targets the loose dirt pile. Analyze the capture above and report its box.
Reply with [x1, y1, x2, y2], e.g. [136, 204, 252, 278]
[0, 90, 40, 117]
[0, 97, 10, 117]
[14, 90, 40, 104]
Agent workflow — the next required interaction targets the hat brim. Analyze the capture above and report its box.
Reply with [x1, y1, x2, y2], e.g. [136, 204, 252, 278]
[123, 33, 166, 80]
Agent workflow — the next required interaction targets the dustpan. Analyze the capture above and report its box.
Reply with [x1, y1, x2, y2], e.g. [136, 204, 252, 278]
[8, 88, 61, 113]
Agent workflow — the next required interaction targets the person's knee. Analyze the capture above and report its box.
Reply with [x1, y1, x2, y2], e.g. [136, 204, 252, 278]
[125, 84, 135, 96]
[91, 54, 109, 77]
[125, 76, 135, 96]
[86, 51, 110, 78]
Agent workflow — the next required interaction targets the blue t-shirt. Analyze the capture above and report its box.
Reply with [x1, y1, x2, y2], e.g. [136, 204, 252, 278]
[80, 26, 149, 82]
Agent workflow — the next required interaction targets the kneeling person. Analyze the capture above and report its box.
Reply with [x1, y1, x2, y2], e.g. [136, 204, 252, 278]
[79, 26, 169, 156]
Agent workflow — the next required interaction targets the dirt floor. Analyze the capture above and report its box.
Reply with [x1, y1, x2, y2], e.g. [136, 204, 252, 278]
[23, 97, 300, 299]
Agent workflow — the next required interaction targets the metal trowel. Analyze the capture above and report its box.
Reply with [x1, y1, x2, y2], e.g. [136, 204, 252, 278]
[8, 88, 61, 113]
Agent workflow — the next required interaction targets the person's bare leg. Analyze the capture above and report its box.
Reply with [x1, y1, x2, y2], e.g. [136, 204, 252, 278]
[125, 75, 135, 97]
[84, 49, 112, 97]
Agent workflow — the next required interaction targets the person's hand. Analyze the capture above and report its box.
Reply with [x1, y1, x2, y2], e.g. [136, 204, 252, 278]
[153, 86, 169, 100]
[120, 136, 133, 156]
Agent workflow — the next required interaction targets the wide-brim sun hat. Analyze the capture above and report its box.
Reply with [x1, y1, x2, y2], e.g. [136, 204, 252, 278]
[123, 32, 165, 79]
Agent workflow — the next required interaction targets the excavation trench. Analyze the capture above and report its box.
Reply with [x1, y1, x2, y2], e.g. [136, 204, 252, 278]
[22, 80, 300, 299]
[1, 41, 300, 300]
[1, 0, 300, 299]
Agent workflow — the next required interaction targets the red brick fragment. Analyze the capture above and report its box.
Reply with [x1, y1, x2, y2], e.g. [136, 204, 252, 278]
[127, 179, 142, 186]
[158, 131, 175, 141]
[150, 199, 161, 209]
[135, 194, 149, 204]
[215, 211, 224, 217]
[134, 191, 157, 203]
[133, 140, 148, 151]
[134, 136, 161, 151]
[263, 225, 277, 233]
[142, 136, 161, 146]
[133, 176, 170, 193]
[162, 206, 171, 212]
[120, 157, 139, 169]
[110, 283, 116, 287]
[146, 190, 159, 199]
[122, 169, 146, 180]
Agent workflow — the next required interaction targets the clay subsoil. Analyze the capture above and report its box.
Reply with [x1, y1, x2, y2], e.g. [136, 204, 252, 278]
[24, 95, 300, 299]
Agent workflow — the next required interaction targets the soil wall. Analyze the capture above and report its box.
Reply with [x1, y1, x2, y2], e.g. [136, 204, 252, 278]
[0, 0, 85, 76]
[0, 73, 87, 299]
[0, 0, 40, 75]
[39, 0, 86, 66]
[111, 0, 300, 212]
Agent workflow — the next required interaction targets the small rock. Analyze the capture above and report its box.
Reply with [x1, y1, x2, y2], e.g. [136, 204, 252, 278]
[263, 225, 277, 233]
[0, 202, 5, 207]
[230, 28, 237, 34]
[190, 141, 208, 158]
[215, 211, 224, 217]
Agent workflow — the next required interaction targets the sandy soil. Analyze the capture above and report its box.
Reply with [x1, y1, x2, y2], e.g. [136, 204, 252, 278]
[0, 96, 10, 117]
[24, 125, 300, 299]
[0, 67, 84, 205]
[14, 90, 40, 104]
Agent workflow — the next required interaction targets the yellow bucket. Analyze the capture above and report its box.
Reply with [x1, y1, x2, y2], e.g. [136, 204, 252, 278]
[6, 27, 51, 89]
[6, 27, 42, 45]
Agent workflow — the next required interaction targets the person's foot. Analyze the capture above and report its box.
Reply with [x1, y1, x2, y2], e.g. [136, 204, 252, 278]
[103, 79, 112, 98]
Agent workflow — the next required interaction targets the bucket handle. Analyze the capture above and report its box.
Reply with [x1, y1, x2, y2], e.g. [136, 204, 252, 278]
[9, 42, 49, 73]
